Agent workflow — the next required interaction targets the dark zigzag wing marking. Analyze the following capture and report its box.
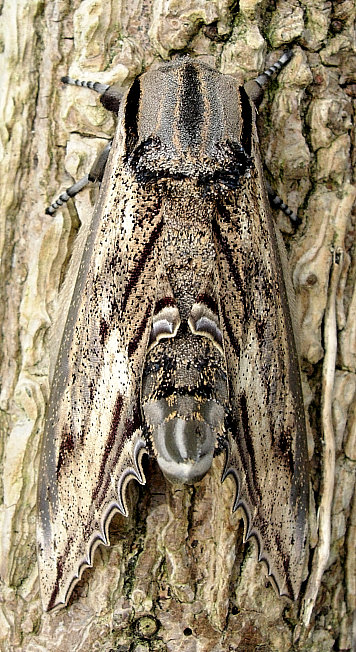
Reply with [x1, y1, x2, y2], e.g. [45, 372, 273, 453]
[213, 174, 308, 600]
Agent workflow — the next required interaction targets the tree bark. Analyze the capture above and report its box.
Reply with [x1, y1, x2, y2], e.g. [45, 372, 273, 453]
[0, 0, 355, 650]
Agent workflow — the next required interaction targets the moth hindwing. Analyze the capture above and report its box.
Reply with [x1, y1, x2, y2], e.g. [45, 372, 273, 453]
[38, 55, 308, 611]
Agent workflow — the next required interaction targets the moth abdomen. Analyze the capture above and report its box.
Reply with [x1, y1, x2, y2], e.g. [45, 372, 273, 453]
[142, 328, 228, 485]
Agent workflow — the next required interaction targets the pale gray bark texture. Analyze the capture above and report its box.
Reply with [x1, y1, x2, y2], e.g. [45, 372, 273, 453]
[0, 0, 355, 650]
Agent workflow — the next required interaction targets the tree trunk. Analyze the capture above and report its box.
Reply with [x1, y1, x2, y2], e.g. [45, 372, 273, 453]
[0, 0, 355, 650]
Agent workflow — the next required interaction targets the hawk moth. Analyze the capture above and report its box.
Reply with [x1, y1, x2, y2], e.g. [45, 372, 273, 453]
[38, 52, 309, 611]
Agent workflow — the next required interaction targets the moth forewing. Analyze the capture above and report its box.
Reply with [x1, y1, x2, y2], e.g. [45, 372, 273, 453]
[215, 123, 308, 600]
[38, 54, 308, 611]
[37, 84, 163, 611]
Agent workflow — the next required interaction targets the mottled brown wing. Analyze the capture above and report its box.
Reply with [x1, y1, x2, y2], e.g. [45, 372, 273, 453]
[213, 169, 308, 600]
[37, 145, 163, 610]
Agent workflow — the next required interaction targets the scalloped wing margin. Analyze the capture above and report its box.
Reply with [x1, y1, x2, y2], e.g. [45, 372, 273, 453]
[39, 438, 148, 612]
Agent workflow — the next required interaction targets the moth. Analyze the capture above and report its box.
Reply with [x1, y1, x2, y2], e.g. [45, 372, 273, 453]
[38, 51, 309, 611]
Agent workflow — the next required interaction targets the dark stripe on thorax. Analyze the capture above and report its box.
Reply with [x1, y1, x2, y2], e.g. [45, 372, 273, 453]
[124, 77, 141, 154]
[177, 62, 204, 149]
[239, 87, 253, 156]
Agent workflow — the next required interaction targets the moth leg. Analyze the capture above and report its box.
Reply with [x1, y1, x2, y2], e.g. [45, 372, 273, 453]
[265, 181, 301, 227]
[45, 141, 112, 215]
[244, 50, 293, 106]
[243, 51, 300, 227]
[61, 76, 109, 94]
[61, 76, 122, 113]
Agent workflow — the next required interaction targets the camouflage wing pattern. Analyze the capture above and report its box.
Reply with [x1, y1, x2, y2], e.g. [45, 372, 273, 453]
[213, 163, 308, 599]
[37, 97, 164, 610]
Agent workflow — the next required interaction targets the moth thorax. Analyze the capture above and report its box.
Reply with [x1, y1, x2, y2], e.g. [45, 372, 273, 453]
[143, 395, 225, 485]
